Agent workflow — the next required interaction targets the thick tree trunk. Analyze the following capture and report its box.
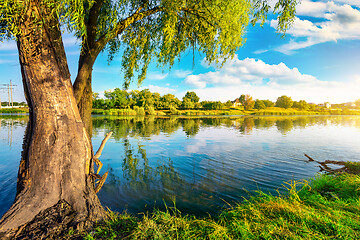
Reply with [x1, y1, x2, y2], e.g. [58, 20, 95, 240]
[0, 2, 105, 238]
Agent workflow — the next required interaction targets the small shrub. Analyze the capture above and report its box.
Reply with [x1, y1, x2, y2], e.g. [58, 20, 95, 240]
[133, 106, 145, 115]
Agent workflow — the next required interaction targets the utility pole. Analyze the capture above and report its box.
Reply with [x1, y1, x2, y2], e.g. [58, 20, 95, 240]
[0, 81, 17, 107]
[7, 83, 10, 106]
[10, 80, 13, 107]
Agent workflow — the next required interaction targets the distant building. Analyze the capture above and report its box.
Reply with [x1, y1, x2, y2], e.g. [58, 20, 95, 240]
[232, 98, 242, 107]
[344, 102, 356, 107]
[318, 102, 331, 108]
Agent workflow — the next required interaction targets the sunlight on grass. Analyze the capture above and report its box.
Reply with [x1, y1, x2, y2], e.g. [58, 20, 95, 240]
[84, 171, 360, 239]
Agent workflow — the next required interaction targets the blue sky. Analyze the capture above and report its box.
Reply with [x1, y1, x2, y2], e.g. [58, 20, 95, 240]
[1, 0, 360, 104]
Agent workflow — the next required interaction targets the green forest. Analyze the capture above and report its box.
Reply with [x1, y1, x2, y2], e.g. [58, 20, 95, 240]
[92, 88, 360, 116]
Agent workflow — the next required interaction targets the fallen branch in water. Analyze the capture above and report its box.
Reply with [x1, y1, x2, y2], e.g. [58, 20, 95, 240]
[304, 154, 359, 174]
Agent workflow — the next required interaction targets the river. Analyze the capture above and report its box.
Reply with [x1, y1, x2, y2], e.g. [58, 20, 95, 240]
[1, 115, 360, 217]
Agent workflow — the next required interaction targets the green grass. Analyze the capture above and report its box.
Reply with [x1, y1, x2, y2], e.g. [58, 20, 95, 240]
[84, 171, 360, 239]
[92, 107, 360, 116]
[253, 108, 321, 116]
[0, 107, 28, 113]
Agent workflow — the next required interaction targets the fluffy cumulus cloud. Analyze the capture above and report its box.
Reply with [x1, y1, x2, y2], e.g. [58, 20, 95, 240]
[185, 56, 320, 88]
[172, 69, 193, 78]
[183, 56, 360, 103]
[147, 72, 169, 80]
[272, 0, 360, 54]
[333, 0, 360, 7]
[141, 85, 176, 94]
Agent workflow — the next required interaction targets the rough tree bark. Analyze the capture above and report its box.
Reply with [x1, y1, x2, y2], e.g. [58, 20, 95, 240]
[0, 2, 106, 238]
[73, 40, 100, 136]
[76, 73, 93, 135]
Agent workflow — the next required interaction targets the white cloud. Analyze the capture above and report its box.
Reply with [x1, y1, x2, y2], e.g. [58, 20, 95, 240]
[172, 69, 193, 78]
[147, 72, 168, 80]
[141, 85, 176, 94]
[62, 36, 79, 47]
[185, 56, 320, 88]
[296, 0, 328, 17]
[332, 0, 360, 7]
[182, 56, 360, 104]
[273, 0, 360, 54]
[0, 41, 17, 51]
[191, 80, 360, 104]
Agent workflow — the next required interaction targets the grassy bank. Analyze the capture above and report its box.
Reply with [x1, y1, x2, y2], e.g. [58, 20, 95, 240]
[0, 107, 28, 114]
[92, 107, 360, 116]
[83, 170, 360, 239]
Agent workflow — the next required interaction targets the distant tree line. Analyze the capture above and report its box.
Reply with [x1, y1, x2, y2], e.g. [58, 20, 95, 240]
[93, 89, 360, 112]
[93, 89, 234, 112]
[1, 101, 27, 107]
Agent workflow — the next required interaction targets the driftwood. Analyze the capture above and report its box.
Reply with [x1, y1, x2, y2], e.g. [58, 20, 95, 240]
[92, 132, 113, 193]
[304, 154, 350, 174]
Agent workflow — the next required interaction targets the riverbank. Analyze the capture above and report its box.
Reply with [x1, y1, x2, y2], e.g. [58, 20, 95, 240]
[83, 165, 360, 239]
[0, 107, 28, 114]
[2, 107, 358, 116]
[92, 107, 360, 116]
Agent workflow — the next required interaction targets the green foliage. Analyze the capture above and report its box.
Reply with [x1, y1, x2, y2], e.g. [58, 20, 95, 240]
[169, 106, 180, 115]
[145, 105, 156, 115]
[183, 91, 199, 103]
[86, 173, 360, 239]
[239, 94, 246, 105]
[161, 94, 181, 109]
[0, 108, 28, 113]
[93, 89, 360, 116]
[355, 99, 360, 108]
[0, 0, 298, 88]
[254, 99, 266, 110]
[276, 95, 293, 109]
[224, 100, 233, 108]
[104, 88, 130, 109]
[262, 99, 275, 108]
[201, 101, 224, 110]
[243, 94, 255, 110]
[181, 98, 195, 109]
[344, 162, 360, 174]
[133, 106, 145, 115]
[293, 100, 309, 110]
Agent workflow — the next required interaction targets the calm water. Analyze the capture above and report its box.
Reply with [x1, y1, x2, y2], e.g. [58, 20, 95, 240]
[1, 115, 360, 217]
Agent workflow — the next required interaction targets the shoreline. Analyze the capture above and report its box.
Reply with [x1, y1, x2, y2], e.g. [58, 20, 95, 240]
[83, 167, 360, 239]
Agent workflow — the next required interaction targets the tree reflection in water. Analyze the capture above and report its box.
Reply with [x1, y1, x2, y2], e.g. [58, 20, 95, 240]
[1, 115, 360, 217]
[91, 115, 360, 216]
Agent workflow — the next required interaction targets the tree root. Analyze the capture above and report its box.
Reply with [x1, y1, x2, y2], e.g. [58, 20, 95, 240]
[0, 200, 92, 240]
[304, 154, 353, 174]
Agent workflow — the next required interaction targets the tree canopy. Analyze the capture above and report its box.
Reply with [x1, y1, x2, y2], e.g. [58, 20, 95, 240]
[276, 95, 293, 109]
[0, 0, 298, 88]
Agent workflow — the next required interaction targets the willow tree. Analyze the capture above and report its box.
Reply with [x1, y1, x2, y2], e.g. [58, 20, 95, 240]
[0, 0, 298, 238]
[71, 0, 299, 132]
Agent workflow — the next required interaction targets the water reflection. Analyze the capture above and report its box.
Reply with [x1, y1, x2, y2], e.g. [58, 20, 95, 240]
[92, 115, 360, 138]
[0, 115, 29, 217]
[1, 115, 360, 217]
[93, 115, 360, 216]
[99, 137, 246, 215]
[0, 115, 28, 147]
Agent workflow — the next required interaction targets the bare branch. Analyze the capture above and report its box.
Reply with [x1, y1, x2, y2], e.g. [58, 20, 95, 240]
[94, 131, 113, 159]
